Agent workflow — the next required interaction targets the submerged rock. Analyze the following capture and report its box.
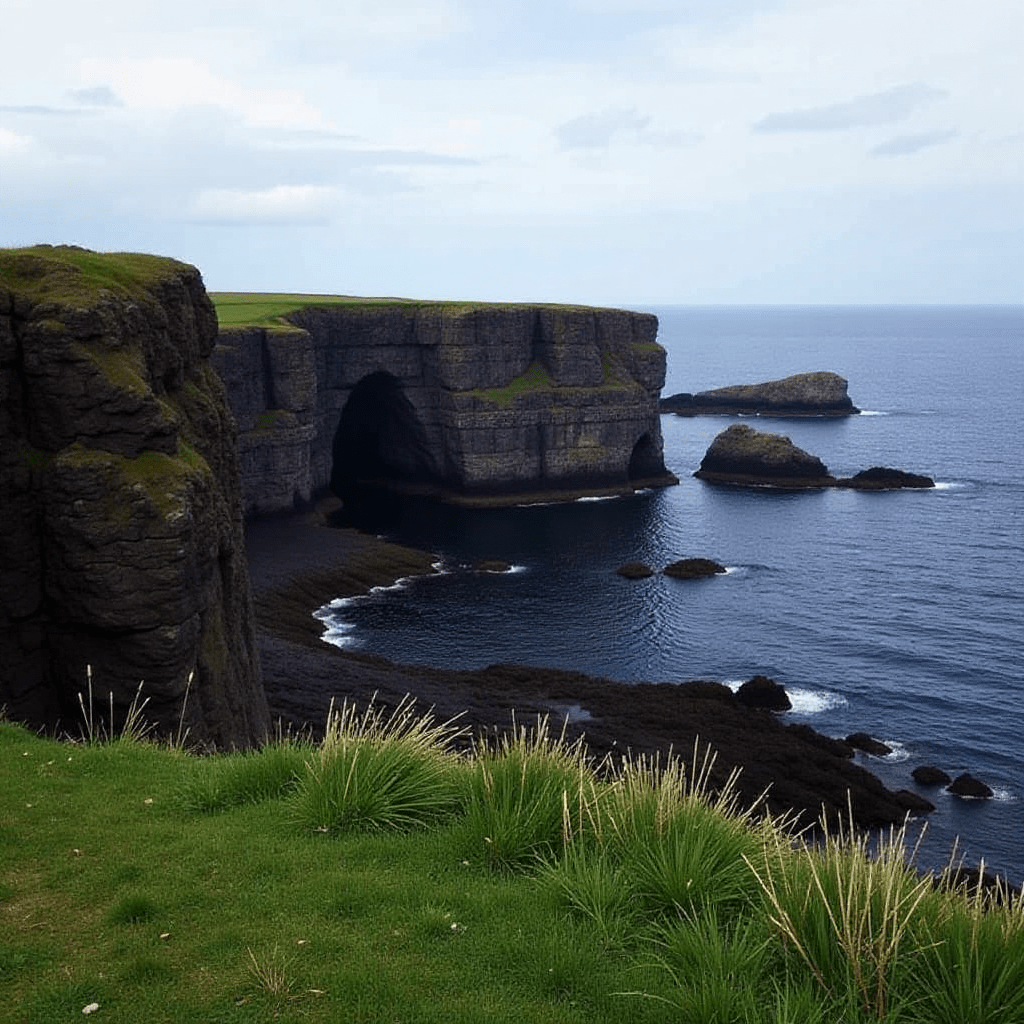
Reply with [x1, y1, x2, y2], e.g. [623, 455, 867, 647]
[663, 557, 727, 579]
[694, 424, 835, 487]
[473, 559, 512, 573]
[846, 732, 893, 757]
[661, 371, 859, 417]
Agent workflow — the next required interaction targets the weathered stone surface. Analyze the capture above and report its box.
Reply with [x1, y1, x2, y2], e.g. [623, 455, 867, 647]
[837, 466, 936, 490]
[947, 773, 994, 799]
[912, 765, 952, 786]
[736, 674, 792, 711]
[846, 732, 893, 756]
[694, 424, 835, 487]
[662, 371, 859, 416]
[0, 245, 268, 747]
[663, 558, 727, 579]
[212, 303, 678, 514]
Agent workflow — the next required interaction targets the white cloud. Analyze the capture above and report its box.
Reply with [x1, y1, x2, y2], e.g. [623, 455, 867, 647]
[753, 83, 946, 133]
[871, 129, 959, 158]
[0, 127, 33, 154]
[188, 185, 337, 225]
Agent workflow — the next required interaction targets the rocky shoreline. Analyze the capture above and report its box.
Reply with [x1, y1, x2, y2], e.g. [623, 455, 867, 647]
[247, 498, 928, 834]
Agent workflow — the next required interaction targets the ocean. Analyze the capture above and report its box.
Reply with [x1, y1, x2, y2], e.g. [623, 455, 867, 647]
[319, 305, 1024, 882]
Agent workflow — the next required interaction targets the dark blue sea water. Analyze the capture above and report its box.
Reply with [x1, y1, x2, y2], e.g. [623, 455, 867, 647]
[320, 306, 1024, 882]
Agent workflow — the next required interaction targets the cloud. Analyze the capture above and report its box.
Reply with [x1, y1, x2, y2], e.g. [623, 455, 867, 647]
[67, 85, 123, 107]
[0, 104, 89, 117]
[753, 82, 946, 133]
[556, 108, 698, 149]
[871, 129, 959, 157]
[187, 185, 336, 225]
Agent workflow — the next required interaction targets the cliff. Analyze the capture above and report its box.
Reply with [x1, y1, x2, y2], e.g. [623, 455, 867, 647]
[0, 246, 269, 746]
[211, 300, 677, 514]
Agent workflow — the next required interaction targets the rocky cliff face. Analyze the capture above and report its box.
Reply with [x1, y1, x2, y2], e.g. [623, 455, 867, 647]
[212, 303, 676, 514]
[0, 246, 269, 746]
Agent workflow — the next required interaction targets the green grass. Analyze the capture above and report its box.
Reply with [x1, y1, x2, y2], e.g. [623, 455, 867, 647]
[210, 291, 623, 330]
[2, 707, 1022, 1024]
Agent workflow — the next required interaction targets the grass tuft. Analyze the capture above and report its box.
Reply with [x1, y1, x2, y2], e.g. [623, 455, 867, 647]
[291, 695, 465, 834]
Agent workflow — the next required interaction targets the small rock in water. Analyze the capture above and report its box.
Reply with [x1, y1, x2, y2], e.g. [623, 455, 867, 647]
[615, 561, 654, 579]
[912, 765, 952, 786]
[946, 773, 994, 799]
[846, 732, 893, 757]
[736, 675, 792, 711]
[473, 560, 511, 573]
[663, 558, 727, 579]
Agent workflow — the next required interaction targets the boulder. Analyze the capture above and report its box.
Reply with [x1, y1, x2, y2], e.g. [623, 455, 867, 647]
[473, 560, 512, 573]
[615, 561, 655, 579]
[694, 424, 835, 487]
[837, 466, 935, 490]
[912, 765, 952, 786]
[846, 732, 893, 756]
[661, 371, 859, 417]
[894, 790, 936, 814]
[946, 773, 994, 799]
[736, 675, 792, 711]
[0, 245, 269, 747]
[663, 558, 727, 579]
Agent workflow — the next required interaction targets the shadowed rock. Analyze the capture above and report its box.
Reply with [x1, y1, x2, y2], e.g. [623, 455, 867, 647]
[473, 560, 511, 573]
[616, 561, 655, 579]
[947, 773, 994, 799]
[663, 557, 727, 579]
[847, 732, 893, 756]
[0, 245, 269, 747]
[912, 766, 952, 786]
[661, 371, 859, 417]
[694, 424, 835, 487]
[736, 675, 792, 711]
[837, 466, 935, 490]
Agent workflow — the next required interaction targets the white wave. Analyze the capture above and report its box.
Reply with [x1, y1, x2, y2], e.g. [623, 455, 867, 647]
[879, 741, 911, 763]
[785, 688, 849, 715]
[508, 564, 528, 574]
[723, 565, 744, 575]
[932, 481, 962, 491]
[859, 409, 888, 416]
[576, 495, 618, 503]
[991, 787, 1017, 803]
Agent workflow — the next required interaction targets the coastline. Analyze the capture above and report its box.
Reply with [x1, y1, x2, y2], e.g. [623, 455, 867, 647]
[246, 498, 924, 833]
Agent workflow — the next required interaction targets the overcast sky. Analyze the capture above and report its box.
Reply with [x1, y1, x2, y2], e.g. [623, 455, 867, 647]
[1, 0, 1021, 304]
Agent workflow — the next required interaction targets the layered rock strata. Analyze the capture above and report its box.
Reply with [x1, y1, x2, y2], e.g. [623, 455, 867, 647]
[662, 371, 859, 416]
[0, 246, 268, 746]
[212, 304, 677, 514]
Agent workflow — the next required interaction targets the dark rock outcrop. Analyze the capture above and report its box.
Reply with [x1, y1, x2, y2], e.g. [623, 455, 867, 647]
[694, 424, 834, 487]
[837, 467, 935, 490]
[473, 560, 512, 573]
[663, 557, 727, 579]
[616, 561, 655, 579]
[0, 245, 269, 747]
[695, 424, 933, 491]
[736, 675, 792, 711]
[912, 765, 952, 786]
[661, 371, 859, 417]
[947, 773, 994, 799]
[212, 304, 678, 514]
[846, 732, 893, 756]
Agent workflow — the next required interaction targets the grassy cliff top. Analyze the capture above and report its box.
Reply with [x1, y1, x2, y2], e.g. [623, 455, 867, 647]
[0, 245, 192, 306]
[211, 291, 635, 329]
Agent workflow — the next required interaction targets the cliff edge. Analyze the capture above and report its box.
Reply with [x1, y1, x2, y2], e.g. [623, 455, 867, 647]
[212, 299, 678, 513]
[0, 246, 269, 746]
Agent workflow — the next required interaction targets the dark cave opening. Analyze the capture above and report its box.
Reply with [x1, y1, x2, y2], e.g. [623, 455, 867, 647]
[330, 372, 436, 501]
[627, 432, 664, 481]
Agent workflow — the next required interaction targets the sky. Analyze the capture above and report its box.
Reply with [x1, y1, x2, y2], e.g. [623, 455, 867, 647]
[1, 0, 1021, 305]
